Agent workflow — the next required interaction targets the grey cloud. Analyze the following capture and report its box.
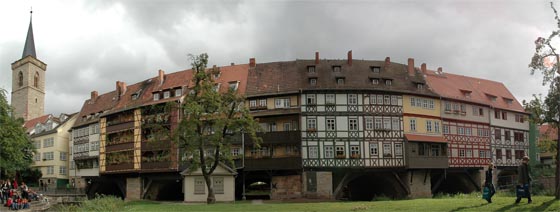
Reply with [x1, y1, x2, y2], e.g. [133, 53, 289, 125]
[0, 0, 554, 115]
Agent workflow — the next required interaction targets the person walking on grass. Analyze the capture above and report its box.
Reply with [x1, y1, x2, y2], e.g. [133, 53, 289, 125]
[515, 156, 532, 204]
[484, 163, 496, 203]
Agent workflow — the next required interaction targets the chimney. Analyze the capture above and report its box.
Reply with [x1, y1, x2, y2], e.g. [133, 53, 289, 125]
[158, 69, 165, 86]
[91, 91, 98, 100]
[385, 57, 391, 67]
[437, 67, 443, 74]
[116, 81, 121, 95]
[347, 50, 352, 66]
[249, 58, 256, 68]
[407, 58, 415, 76]
[231, 62, 235, 66]
[315, 52, 320, 64]
[421, 63, 427, 74]
[120, 82, 127, 96]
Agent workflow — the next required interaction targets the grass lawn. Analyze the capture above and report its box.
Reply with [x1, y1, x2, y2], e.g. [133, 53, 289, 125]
[123, 196, 559, 212]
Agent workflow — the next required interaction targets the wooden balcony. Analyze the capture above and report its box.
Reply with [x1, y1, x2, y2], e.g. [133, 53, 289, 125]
[105, 163, 134, 172]
[406, 156, 448, 169]
[73, 136, 89, 144]
[234, 131, 301, 145]
[249, 108, 300, 117]
[141, 161, 172, 170]
[106, 121, 134, 134]
[141, 140, 172, 151]
[243, 156, 301, 171]
[105, 142, 134, 152]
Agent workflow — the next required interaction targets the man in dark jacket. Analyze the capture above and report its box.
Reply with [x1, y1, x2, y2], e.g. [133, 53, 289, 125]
[515, 156, 532, 204]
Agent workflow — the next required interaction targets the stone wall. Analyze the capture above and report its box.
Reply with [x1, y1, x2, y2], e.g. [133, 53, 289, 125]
[407, 170, 432, 198]
[303, 171, 333, 199]
[271, 175, 302, 200]
[126, 177, 142, 200]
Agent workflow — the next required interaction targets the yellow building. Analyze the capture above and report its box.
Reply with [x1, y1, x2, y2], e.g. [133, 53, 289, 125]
[30, 113, 77, 188]
[402, 95, 448, 169]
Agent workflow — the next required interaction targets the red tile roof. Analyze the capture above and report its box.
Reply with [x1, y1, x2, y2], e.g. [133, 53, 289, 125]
[425, 70, 526, 113]
[539, 124, 558, 141]
[73, 64, 250, 123]
[404, 134, 448, 143]
[23, 114, 51, 131]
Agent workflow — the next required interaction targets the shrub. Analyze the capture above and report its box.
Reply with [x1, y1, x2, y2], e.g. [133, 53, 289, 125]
[49, 194, 124, 212]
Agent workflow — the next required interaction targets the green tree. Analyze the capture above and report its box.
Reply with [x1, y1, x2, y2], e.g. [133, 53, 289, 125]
[175, 53, 260, 204]
[0, 88, 34, 179]
[528, 1, 560, 199]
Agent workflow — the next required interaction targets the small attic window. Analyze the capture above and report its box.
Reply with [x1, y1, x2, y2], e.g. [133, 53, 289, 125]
[153, 93, 160, 101]
[485, 93, 497, 102]
[309, 78, 317, 86]
[385, 79, 392, 86]
[228, 81, 239, 91]
[308, 66, 316, 73]
[503, 97, 513, 105]
[214, 83, 221, 92]
[370, 78, 379, 85]
[332, 66, 341, 72]
[371, 66, 381, 73]
[163, 91, 171, 99]
[416, 83, 424, 90]
[175, 88, 182, 97]
[336, 77, 345, 85]
[131, 93, 139, 100]
[460, 90, 472, 98]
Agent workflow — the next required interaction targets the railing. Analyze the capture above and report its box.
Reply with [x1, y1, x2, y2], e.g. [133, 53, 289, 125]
[244, 157, 301, 171]
[141, 140, 172, 151]
[236, 131, 301, 145]
[106, 121, 134, 133]
[105, 142, 134, 152]
[141, 161, 172, 170]
[407, 156, 449, 169]
[105, 163, 135, 171]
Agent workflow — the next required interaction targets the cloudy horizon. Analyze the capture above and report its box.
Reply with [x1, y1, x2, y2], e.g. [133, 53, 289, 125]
[0, 0, 554, 116]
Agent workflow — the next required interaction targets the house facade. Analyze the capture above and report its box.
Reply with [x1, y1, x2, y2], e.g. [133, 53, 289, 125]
[29, 114, 76, 188]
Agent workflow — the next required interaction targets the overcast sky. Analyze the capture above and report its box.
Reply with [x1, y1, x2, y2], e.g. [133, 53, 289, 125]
[0, 0, 555, 115]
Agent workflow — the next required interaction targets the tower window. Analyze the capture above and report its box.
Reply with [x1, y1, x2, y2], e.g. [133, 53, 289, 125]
[18, 72, 23, 87]
[34, 72, 39, 87]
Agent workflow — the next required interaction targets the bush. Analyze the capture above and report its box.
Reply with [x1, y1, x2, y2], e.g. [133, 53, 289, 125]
[49, 194, 124, 212]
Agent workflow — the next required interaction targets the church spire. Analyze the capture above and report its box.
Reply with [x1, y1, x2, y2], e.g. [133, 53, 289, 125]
[22, 9, 36, 59]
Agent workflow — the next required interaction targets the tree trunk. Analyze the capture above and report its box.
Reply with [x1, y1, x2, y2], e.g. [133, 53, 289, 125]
[204, 174, 216, 204]
[556, 74, 560, 200]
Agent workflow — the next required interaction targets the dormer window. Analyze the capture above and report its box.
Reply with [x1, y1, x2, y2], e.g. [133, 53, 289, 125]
[163, 91, 170, 99]
[486, 93, 497, 102]
[131, 93, 139, 100]
[175, 88, 182, 97]
[332, 66, 341, 72]
[385, 79, 392, 86]
[336, 77, 345, 85]
[371, 78, 379, 85]
[309, 78, 317, 86]
[228, 81, 239, 91]
[153, 93, 160, 101]
[213, 72, 221, 79]
[214, 84, 221, 92]
[503, 97, 513, 105]
[308, 66, 316, 73]
[416, 83, 424, 90]
[371, 66, 381, 73]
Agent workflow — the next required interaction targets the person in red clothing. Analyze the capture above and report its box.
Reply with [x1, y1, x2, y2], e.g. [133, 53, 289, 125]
[4, 197, 12, 207]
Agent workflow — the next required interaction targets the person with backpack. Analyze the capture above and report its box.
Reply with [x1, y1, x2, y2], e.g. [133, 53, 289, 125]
[515, 156, 532, 204]
[483, 163, 496, 203]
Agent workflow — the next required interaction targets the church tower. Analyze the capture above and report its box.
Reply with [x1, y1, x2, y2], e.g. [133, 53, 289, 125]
[11, 10, 46, 121]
